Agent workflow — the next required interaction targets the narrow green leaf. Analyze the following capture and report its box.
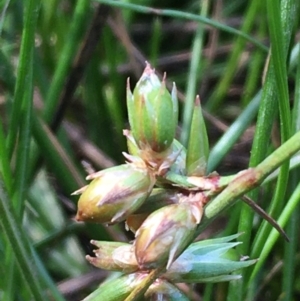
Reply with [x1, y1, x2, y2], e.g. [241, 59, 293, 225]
[206, 0, 263, 111]
[31, 116, 85, 194]
[0, 121, 12, 194]
[181, 0, 208, 146]
[249, 182, 300, 280]
[5, 0, 40, 158]
[0, 177, 49, 301]
[207, 91, 261, 173]
[95, 0, 268, 52]
[43, 0, 89, 124]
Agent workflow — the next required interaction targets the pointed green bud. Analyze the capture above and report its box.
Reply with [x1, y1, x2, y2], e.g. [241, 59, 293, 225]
[74, 163, 155, 224]
[134, 201, 203, 269]
[164, 234, 257, 283]
[123, 129, 140, 157]
[145, 279, 190, 301]
[186, 96, 209, 176]
[127, 63, 177, 153]
[83, 273, 145, 301]
[86, 240, 138, 273]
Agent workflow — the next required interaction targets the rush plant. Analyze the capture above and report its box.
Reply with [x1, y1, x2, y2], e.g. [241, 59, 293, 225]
[74, 64, 300, 301]
[1, 1, 300, 301]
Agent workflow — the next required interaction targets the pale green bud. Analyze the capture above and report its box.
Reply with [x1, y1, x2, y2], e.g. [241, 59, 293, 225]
[74, 163, 155, 224]
[134, 202, 203, 269]
[86, 240, 138, 273]
[127, 63, 178, 153]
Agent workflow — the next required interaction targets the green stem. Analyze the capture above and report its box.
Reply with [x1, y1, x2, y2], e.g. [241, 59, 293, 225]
[282, 199, 298, 301]
[198, 130, 300, 232]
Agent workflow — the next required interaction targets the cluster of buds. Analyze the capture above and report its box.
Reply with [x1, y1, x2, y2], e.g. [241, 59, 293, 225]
[74, 63, 255, 300]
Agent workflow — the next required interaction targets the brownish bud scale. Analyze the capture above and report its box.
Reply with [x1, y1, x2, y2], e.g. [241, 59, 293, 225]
[136, 188, 180, 214]
[127, 63, 177, 154]
[124, 129, 185, 176]
[86, 240, 138, 273]
[126, 188, 182, 233]
[75, 163, 155, 224]
[134, 202, 203, 269]
[126, 213, 149, 234]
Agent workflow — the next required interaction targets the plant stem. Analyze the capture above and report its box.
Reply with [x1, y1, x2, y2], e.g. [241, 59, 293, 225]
[198, 130, 300, 232]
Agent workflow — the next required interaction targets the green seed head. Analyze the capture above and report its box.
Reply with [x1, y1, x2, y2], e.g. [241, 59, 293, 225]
[75, 163, 155, 224]
[127, 63, 177, 154]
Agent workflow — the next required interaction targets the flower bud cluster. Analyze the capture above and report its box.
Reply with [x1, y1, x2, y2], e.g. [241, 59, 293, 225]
[75, 64, 255, 300]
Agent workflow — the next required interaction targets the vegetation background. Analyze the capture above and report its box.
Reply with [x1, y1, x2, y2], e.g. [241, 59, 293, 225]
[0, 0, 300, 300]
